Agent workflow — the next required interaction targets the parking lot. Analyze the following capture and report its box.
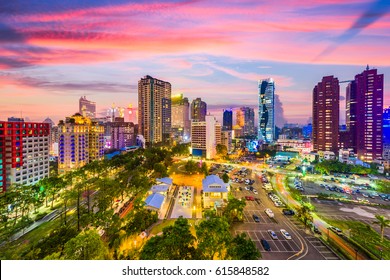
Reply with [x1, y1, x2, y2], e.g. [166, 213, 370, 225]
[235, 230, 301, 253]
[243, 210, 275, 224]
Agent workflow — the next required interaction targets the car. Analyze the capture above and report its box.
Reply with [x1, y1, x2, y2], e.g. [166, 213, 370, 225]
[313, 226, 321, 235]
[260, 239, 271, 251]
[282, 209, 294, 215]
[245, 186, 250, 191]
[280, 229, 292, 239]
[253, 214, 260, 222]
[268, 230, 278, 240]
[253, 189, 258, 195]
[245, 196, 255, 201]
[255, 198, 261, 204]
[329, 226, 343, 235]
[265, 208, 274, 218]
[274, 201, 284, 207]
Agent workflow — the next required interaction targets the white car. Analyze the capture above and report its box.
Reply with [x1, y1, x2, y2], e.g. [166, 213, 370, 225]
[268, 230, 278, 240]
[265, 208, 274, 218]
[253, 189, 258, 195]
[280, 229, 291, 239]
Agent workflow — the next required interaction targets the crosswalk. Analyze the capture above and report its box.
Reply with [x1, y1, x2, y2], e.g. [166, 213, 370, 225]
[305, 236, 340, 260]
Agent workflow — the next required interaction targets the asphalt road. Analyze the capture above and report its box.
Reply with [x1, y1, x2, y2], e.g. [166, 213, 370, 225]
[311, 198, 390, 237]
[231, 170, 339, 260]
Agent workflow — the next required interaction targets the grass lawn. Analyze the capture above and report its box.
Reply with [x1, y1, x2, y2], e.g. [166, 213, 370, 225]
[321, 218, 390, 260]
[0, 217, 63, 259]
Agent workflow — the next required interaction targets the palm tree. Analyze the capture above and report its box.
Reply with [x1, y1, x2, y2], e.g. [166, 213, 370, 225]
[296, 204, 313, 231]
[372, 215, 390, 242]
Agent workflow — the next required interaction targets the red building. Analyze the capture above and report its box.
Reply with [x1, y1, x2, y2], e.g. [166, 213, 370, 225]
[0, 118, 50, 192]
[312, 76, 340, 154]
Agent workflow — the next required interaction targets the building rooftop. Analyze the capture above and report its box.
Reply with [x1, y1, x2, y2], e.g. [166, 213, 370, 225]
[145, 193, 165, 210]
[202, 175, 228, 193]
[156, 177, 173, 186]
[151, 184, 169, 193]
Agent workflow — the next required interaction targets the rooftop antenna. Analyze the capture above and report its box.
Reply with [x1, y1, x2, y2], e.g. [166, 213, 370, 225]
[366, 64, 369, 71]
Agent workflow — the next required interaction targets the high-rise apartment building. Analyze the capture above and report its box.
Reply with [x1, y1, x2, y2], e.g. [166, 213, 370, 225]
[258, 78, 275, 143]
[191, 115, 220, 159]
[58, 114, 104, 174]
[346, 67, 383, 161]
[222, 109, 233, 131]
[79, 96, 96, 119]
[221, 130, 233, 153]
[0, 118, 50, 192]
[312, 76, 339, 153]
[241, 107, 255, 136]
[110, 118, 136, 150]
[191, 98, 207, 122]
[138, 75, 172, 145]
[171, 94, 190, 142]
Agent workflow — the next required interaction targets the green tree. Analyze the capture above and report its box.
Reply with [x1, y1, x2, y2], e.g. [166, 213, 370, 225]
[228, 233, 261, 260]
[153, 163, 168, 178]
[196, 217, 232, 260]
[184, 160, 198, 173]
[216, 144, 228, 157]
[295, 204, 313, 230]
[223, 198, 246, 224]
[62, 229, 111, 260]
[140, 217, 197, 260]
[221, 173, 229, 183]
[372, 215, 390, 243]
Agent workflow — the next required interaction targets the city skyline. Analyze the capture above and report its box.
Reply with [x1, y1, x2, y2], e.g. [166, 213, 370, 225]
[1, 0, 389, 124]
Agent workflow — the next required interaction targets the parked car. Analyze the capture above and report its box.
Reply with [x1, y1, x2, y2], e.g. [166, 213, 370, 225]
[268, 230, 278, 240]
[282, 209, 295, 215]
[313, 226, 321, 235]
[265, 208, 274, 218]
[253, 189, 258, 195]
[253, 214, 260, 223]
[280, 229, 292, 239]
[260, 239, 271, 251]
[245, 196, 255, 201]
[329, 226, 343, 235]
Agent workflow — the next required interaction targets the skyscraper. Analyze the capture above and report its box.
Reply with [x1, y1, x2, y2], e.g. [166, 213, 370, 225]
[222, 109, 233, 131]
[138, 75, 172, 145]
[110, 118, 136, 149]
[346, 67, 383, 161]
[383, 107, 390, 145]
[238, 107, 255, 136]
[258, 78, 275, 143]
[79, 96, 96, 119]
[191, 115, 220, 159]
[312, 76, 339, 153]
[191, 98, 207, 122]
[171, 94, 190, 142]
[0, 118, 50, 192]
[383, 107, 390, 160]
[58, 114, 104, 174]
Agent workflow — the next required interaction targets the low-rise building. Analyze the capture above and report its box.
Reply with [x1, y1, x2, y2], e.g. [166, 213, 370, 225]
[202, 175, 229, 209]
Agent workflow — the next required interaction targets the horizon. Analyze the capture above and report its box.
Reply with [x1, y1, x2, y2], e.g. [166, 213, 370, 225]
[1, 0, 389, 124]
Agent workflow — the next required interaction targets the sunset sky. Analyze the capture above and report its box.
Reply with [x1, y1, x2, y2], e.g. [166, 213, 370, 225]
[1, 0, 389, 125]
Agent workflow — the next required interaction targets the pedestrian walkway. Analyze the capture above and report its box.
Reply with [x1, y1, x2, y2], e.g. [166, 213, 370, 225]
[170, 186, 194, 218]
